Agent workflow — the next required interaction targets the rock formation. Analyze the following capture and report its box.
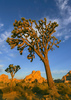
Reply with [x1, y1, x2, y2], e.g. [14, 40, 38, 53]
[62, 70, 71, 83]
[24, 70, 46, 83]
[0, 70, 46, 83]
[0, 74, 23, 83]
[12, 78, 23, 83]
[0, 74, 10, 83]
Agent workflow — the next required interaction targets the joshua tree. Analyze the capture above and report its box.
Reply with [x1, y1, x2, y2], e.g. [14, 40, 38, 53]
[6, 17, 61, 91]
[5, 64, 21, 91]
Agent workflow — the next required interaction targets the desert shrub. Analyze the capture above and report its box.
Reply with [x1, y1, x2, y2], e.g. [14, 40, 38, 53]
[32, 86, 41, 94]
[57, 83, 71, 95]
[2, 86, 11, 93]
[32, 87, 48, 96]
[14, 85, 34, 100]
[12, 81, 16, 87]
[60, 94, 70, 100]
[21, 80, 26, 83]
[0, 89, 3, 94]
[0, 81, 3, 83]
[6, 82, 11, 87]
[16, 82, 22, 87]
[0, 83, 5, 87]
[32, 83, 49, 95]
[13, 86, 23, 92]
[54, 79, 63, 83]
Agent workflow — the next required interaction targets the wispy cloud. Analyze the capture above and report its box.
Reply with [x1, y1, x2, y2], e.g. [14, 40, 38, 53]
[62, 35, 71, 42]
[0, 65, 3, 67]
[0, 31, 11, 43]
[40, 0, 71, 42]
[37, 70, 68, 74]
[59, 0, 68, 10]
[0, 51, 2, 54]
[63, 16, 71, 25]
[9, 53, 15, 57]
[0, 65, 4, 72]
[52, 70, 68, 74]
[56, 0, 71, 16]
[64, 35, 71, 40]
[0, 23, 4, 29]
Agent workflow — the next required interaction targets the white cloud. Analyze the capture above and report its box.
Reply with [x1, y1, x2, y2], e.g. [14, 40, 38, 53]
[64, 35, 71, 40]
[42, 0, 71, 42]
[52, 70, 68, 74]
[0, 65, 4, 72]
[0, 65, 3, 68]
[0, 51, 2, 54]
[0, 31, 11, 43]
[0, 23, 4, 28]
[9, 53, 15, 57]
[38, 70, 68, 74]
[63, 16, 71, 25]
[55, 33, 63, 37]
[56, 0, 71, 16]
[55, 0, 71, 23]
[60, 0, 68, 10]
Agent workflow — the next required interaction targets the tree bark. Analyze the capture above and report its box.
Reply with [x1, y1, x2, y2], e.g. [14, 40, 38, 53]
[44, 57, 55, 89]
[43, 56, 60, 97]
[10, 76, 13, 91]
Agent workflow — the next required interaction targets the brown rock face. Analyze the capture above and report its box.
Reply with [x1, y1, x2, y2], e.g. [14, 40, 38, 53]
[24, 70, 46, 83]
[62, 70, 71, 83]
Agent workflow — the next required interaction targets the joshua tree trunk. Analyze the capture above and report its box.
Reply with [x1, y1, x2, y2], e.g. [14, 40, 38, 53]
[44, 57, 54, 89]
[10, 76, 13, 91]
[43, 56, 60, 97]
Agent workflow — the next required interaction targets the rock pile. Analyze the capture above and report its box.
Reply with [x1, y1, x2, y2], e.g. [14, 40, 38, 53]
[24, 70, 46, 83]
[0, 70, 46, 83]
[0, 74, 10, 83]
[0, 74, 23, 83]
[62, 70, 71, 83]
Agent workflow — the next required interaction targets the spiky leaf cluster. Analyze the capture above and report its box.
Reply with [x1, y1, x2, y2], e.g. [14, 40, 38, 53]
[6, 17, 61, 62]
[5, 64, 21, 77]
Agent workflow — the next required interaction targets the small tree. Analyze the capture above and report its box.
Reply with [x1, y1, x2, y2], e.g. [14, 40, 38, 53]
[6, 17, 61, 93]
[5, 64, 21, 91]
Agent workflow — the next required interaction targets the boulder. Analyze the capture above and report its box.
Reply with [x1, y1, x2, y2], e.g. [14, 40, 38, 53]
[24, 70, 46, 83]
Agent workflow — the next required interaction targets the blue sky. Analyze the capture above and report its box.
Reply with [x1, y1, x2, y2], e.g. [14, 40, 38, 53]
[0, 0, 71, 80]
